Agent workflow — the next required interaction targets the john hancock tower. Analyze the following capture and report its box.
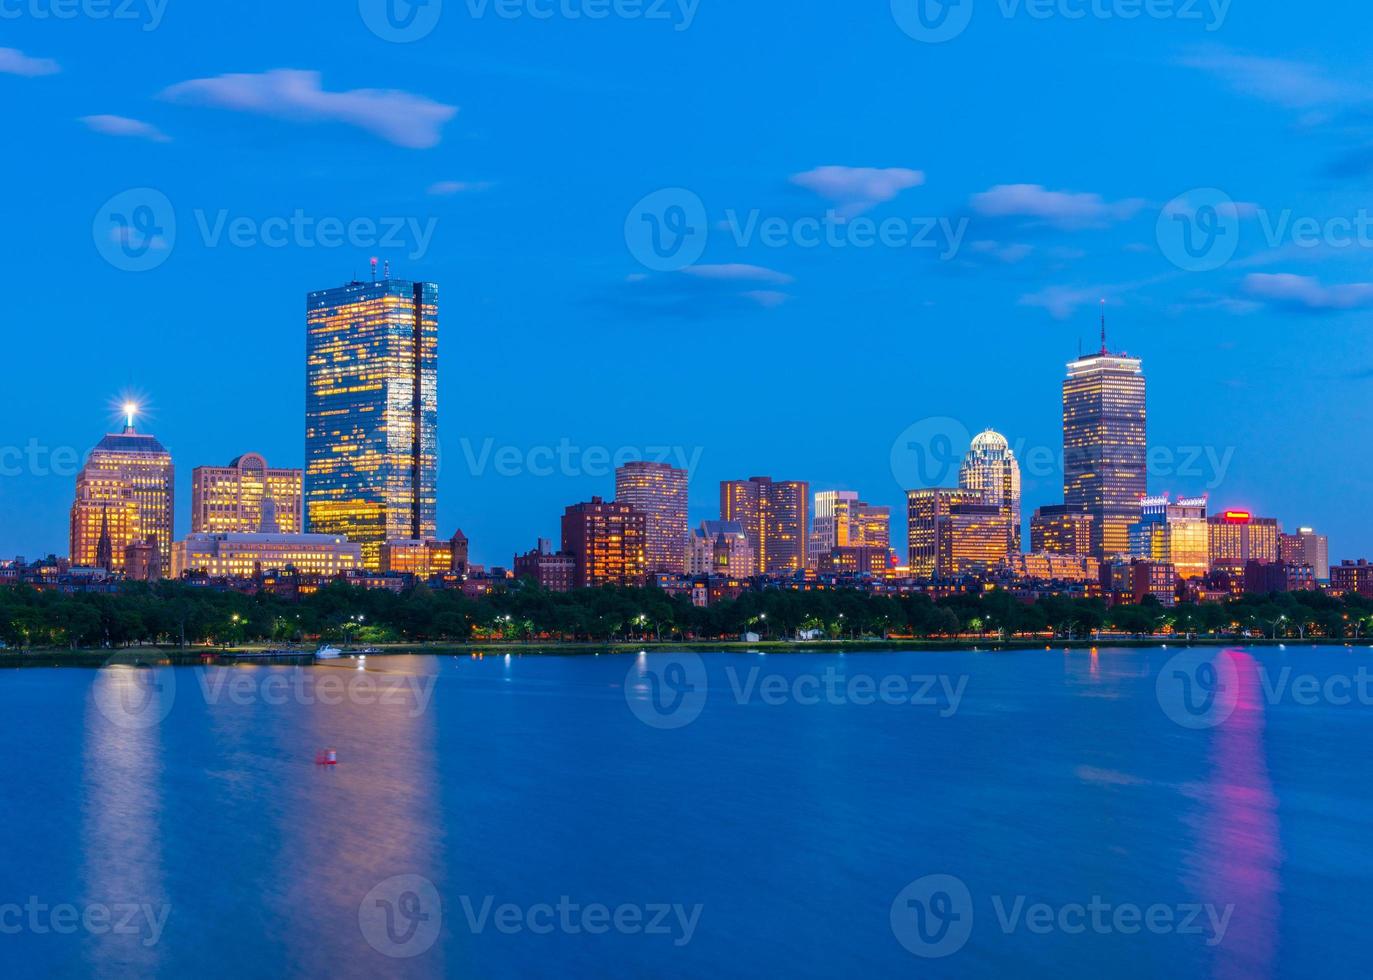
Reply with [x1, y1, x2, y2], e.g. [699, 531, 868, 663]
[305, 272, 438, 570]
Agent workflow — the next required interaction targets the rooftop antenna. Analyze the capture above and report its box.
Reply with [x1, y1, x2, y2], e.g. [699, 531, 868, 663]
[384, 259, 391, 281]
[1100, 298, 1108, 355]
[370, 257, 378, 282]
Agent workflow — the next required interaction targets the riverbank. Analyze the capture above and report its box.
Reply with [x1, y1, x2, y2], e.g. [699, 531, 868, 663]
[2, 636, 1369, 666]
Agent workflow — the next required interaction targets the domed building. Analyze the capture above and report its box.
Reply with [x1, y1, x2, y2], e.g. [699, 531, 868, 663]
[958, 429, 1022, 553]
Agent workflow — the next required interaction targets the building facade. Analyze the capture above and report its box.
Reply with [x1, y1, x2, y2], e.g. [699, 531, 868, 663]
[172, 533, 362, 579]
[192, 453, 303, 535]
[1208, 511, 1280, 570]
[1333, 560, 1373, 599]
[514, 540, 576, 593]
[1129, 494, 1210, 580]
[1030, 505, 1096, 556]
[687, 520, 756, 577]
[69, 418, 174, 574]
[811, 491, 891, 560]
[305, 276, 439, 570]
[959, 429, 1023, 554]
[615, 461, 688, 574]
[561, 497, 647, 588]
[906, 488, 1011, 579]
[1280, 528, 1331, 582]
[720, 477, 809, 575]
[381, 531, 469, 578]
[1062, 341, 1146, 559]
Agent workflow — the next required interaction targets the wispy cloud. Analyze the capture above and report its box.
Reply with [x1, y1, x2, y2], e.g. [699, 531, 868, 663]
[682, 263, 794, 285]
[1175, 47, 1357, 109]
[160, 69, 457, 149]
[971, 184, 1146, 230]
[790, 166, 925, 216]
[80, 115, 171, 143]
[0, 48, 59, 77]
[427, 180, 493, 196]
[605, 266, 793, 319]
[1243, 272, 1373, 311]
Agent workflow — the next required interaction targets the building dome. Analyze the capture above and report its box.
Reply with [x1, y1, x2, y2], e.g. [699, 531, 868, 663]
[970, 429, 1009, 452]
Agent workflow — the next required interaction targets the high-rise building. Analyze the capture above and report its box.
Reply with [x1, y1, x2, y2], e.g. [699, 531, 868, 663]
[615, 461, 688, 573]
[1129, 494, 1210, 580]
[192, 454, 303, 535]
[906, 488, 1010, 579]
[959, 429, 1022, 553]
[1063, 324, 1146, 559]
[720, 477, 809, 575]
[1030, 505, 1095, 556]
[305, 275, 439, 570]
[561, 497, 647, 588]
[1280, 527, 1331, 582]
[687, 520, 756, 577]
[1208, 511, 1280, 570]
[811, 491, 891, 560]
[69, 410, 174, 574]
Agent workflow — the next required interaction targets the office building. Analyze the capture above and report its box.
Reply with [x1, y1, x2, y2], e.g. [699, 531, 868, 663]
[812, 491, 891, 559]
[381, 531, 469, 578]
[720, 477, 809, 575]
[192, 453, 303, 534]
[1129, 494, 1210, 580]
[959, 429, 1022, 553]
[305, 275, 439, 570]
[1030, 505, 1096, 556]
[615, 461, 688, 573]
[69, 409, 174, 574]
[1062, 324, 1146, 558]
[561, 497, 647, 588]
[172, 532, 362, 579]
[1208, 511, 1280, 570]
[906, 488, 1011, 579]
[1280, 528, 1330, 582]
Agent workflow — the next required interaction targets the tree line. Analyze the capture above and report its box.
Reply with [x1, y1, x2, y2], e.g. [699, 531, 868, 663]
[3, 581, 1372, 650]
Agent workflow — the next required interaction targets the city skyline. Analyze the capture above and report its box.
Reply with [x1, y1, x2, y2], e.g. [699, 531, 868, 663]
[4, 4, 1370, 569]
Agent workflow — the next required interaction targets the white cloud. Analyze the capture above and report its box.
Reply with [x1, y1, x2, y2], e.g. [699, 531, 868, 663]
[790, 166, 925, 215]
[428, 180, 493, 196]
[1243, 272, 1373, 311]
[682, 264, 794, 285]
[1176, 48, 1357, 109]
[160, 69, 457, 149]
[971, 184, 1146, 230]
[0, 48, 59, 77]
[80, 115, 171, 143]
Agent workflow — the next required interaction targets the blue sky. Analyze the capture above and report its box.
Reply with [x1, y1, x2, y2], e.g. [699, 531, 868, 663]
[2, 0, 1370, 566]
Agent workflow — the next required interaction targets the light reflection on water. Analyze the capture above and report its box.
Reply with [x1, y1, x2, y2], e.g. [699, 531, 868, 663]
[2, 649, 1371, 978]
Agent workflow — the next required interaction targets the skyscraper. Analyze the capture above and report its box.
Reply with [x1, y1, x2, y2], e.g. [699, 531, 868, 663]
[959, 429, 1022, 553]
[1030, 505, 1095, 556]
[812, 491, 890, 561]
[1128, 494, 1209, 580]
[720, 477, 809, 575]
[906, 488, 1009, 579]
[615, 461, 688, 573]
[1063, 320, 1146, 559]
[305, 275, 438, 570]
[70, 408, 174, 574]
[192, 454, 303, 534]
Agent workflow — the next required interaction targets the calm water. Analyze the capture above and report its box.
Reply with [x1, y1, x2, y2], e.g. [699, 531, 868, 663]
[3, 647, 1371, 978]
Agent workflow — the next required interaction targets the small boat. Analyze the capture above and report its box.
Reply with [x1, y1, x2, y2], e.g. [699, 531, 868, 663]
[314, 644, 343, 660]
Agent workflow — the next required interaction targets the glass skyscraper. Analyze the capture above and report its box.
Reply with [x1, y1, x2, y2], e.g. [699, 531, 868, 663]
[1063, 340, 1146, 559]
[305, 277, 438, 570]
